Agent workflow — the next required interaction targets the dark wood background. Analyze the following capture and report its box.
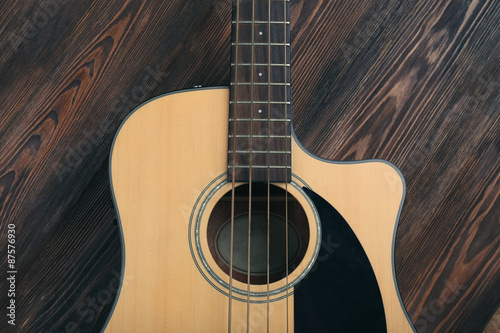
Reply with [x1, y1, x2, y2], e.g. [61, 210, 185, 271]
[0, 0, 498, 332]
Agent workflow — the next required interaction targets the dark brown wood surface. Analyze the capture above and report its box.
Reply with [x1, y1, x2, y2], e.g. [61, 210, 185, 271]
[0, 0, 498, 332]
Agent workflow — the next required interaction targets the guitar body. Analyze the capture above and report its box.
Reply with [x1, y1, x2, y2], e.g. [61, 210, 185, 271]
[105, 87, 415, 332]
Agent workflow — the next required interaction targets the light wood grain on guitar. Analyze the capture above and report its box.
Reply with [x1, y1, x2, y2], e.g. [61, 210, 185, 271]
[106, 88, 413, 332]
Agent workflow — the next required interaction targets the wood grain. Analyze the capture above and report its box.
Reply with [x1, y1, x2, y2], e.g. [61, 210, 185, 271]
[0, 0, 498, 332]
[484, 310, 500, 333]
[106, 89, 299, 332]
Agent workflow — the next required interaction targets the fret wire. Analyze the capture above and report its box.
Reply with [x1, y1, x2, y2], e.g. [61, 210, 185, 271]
[227, 165, 291, 169]
[233, 21, 290, 24]
[229, 119, 291, 122]
[232, 42, 290, 46]
[230, 82, 290, 86]
[237, 0, 290, 1]
[231, 63, 290, 66]
[230, 101, 290, 104]
[229, 150, 291, 154]
[229, 135, 291, 138]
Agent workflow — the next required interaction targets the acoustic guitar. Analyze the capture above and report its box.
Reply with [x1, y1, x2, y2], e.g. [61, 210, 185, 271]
[104, 0, 416, 332]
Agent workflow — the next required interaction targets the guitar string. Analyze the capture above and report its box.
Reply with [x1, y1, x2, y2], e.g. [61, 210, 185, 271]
[228, 0, 241, 331]
[247, 0, 256, 331]
[284, 0, 290, 332]
[266, 0, 272, 331]
[231, 2, 288, 332]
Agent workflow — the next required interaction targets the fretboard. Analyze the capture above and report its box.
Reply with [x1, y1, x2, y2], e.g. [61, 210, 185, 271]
[228, 0, 291, 183]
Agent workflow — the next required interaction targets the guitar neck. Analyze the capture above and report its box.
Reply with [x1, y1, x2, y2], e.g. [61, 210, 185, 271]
[228, 0, 292, 183]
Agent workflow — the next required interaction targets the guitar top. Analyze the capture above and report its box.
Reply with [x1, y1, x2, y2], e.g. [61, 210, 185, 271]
[104, 1, 416, 332]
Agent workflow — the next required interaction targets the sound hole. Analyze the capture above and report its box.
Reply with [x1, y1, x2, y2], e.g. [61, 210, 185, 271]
[207, 183, 309, 285]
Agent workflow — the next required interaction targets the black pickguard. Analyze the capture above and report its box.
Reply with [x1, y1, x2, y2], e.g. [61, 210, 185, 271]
[294, 188, 387, 333]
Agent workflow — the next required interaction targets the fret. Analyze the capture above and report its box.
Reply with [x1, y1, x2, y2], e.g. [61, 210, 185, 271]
[232, 21, 290, 24]
[232, 42, 290, 46]
[230, 101, 290, 104]
[231, 63, 289, 66]
[231, 119, 288, 136]
[232, 85, 290, 103]
[237, 1, 288, 21]
[229, 150, 291, 154]
[228, 168, 291, 183]
[232, 65, 290, 85]
[236, 45, 290, 64]
[228, 151, 290, 167]
[237, 0, 290, 2]
[232, 23, 289, 44]
[230, 82, 290, 86]
[230, 104, 291, 120]
[229, 118, 291, 122]
[228, 165, 291, 169]
[229, 135, 291, 138]
[229, 137, 290, 151]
